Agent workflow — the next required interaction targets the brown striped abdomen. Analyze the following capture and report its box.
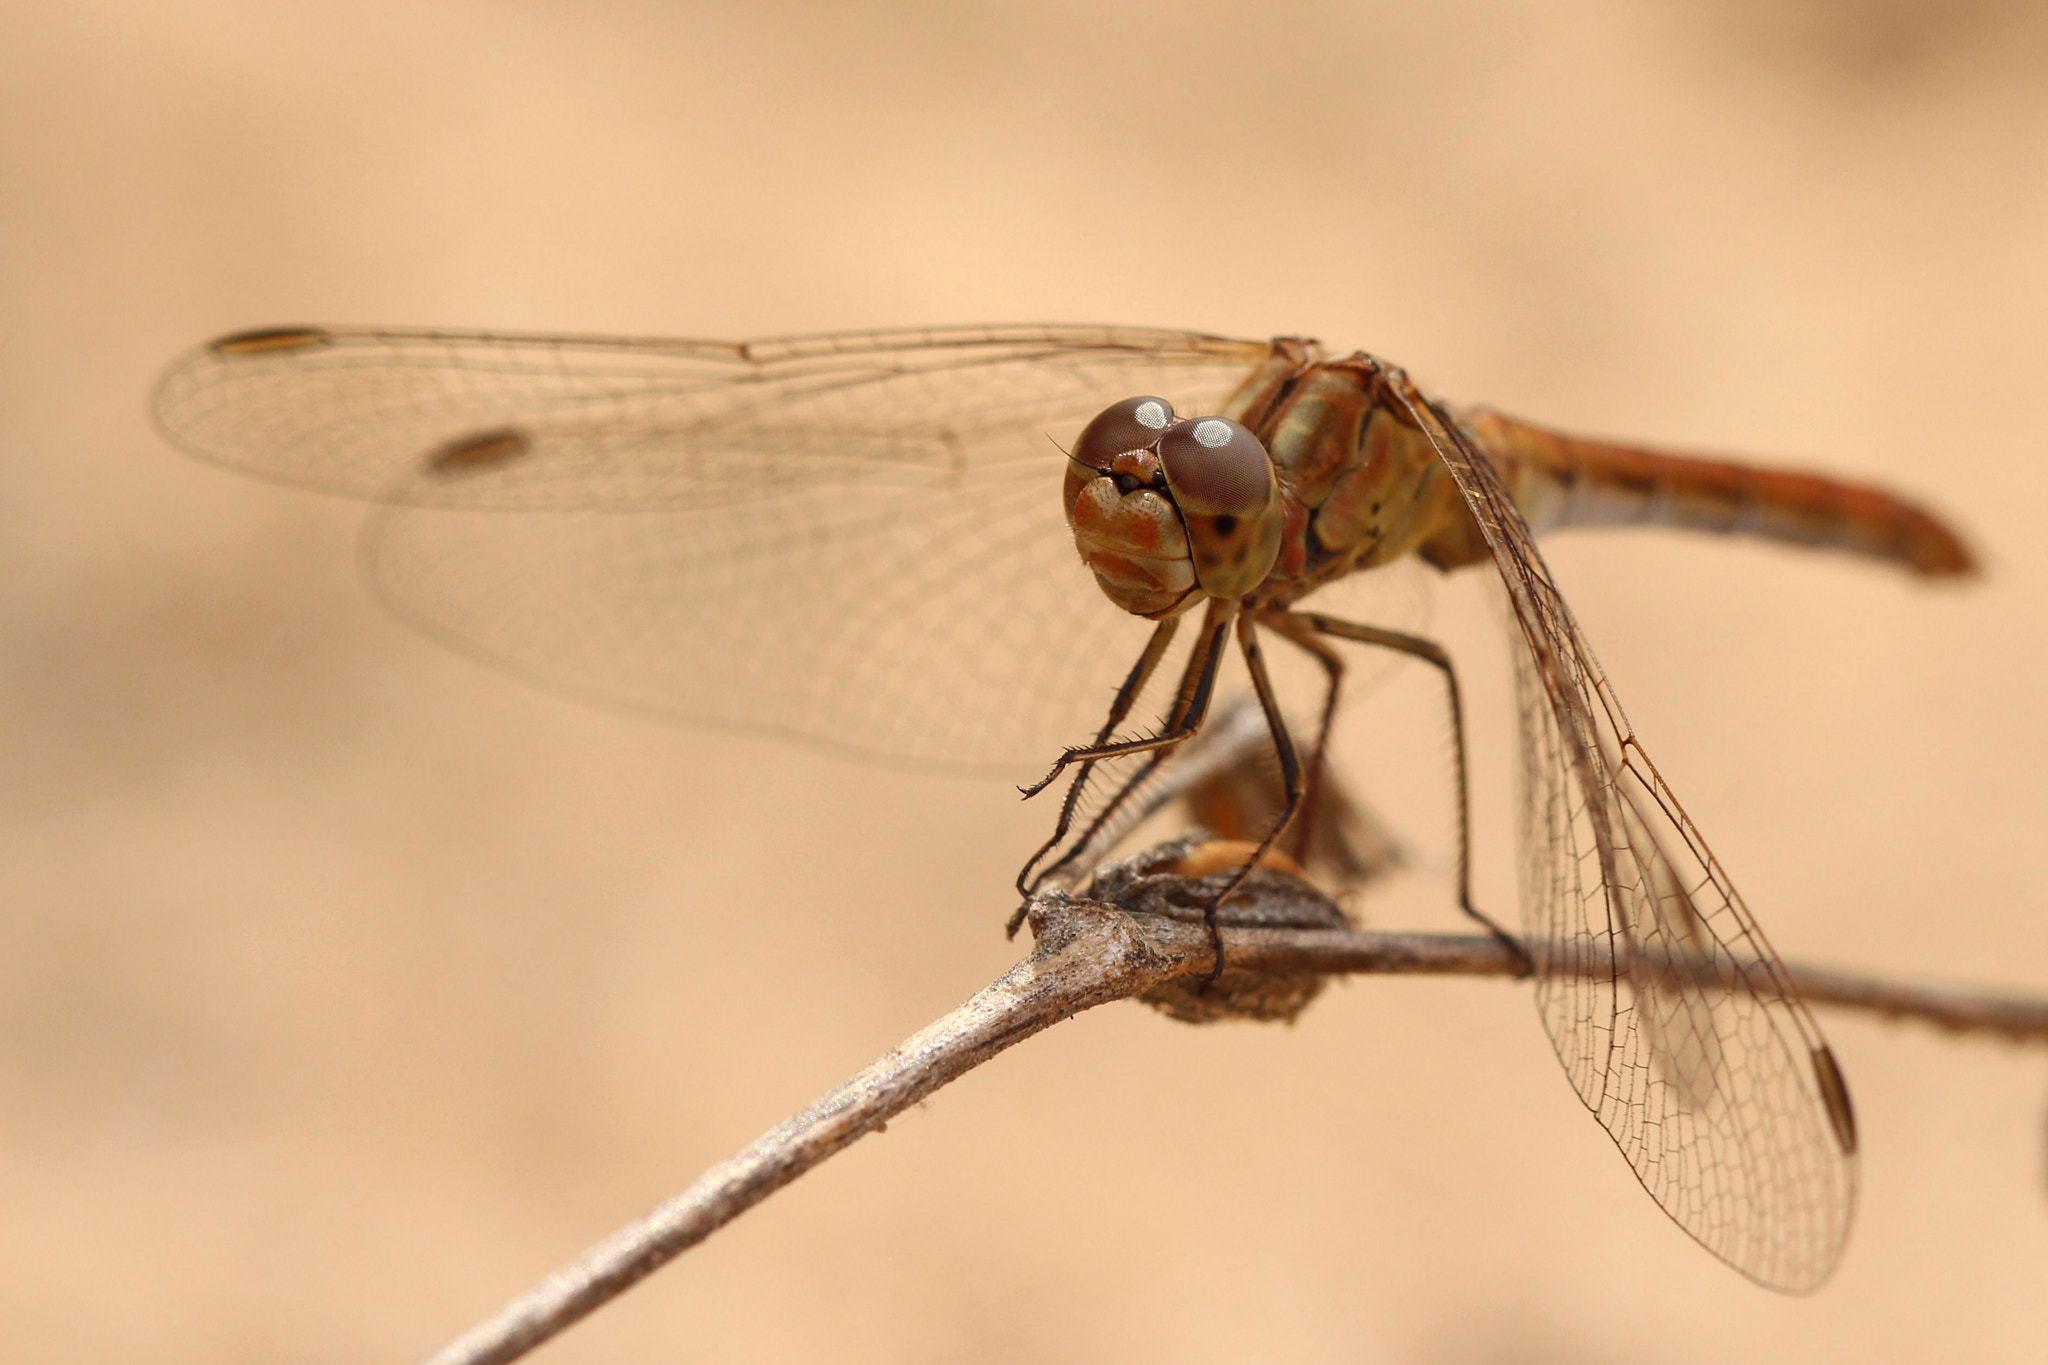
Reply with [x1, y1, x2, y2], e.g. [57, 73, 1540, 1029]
[1459, 408, 1976, 578]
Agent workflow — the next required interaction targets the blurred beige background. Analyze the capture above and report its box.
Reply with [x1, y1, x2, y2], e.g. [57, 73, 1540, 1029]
[4, 1, 2046, 1361]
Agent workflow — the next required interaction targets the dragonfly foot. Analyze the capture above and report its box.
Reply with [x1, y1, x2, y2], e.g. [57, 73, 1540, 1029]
[1018, 765, 1064, 799]
[1199, 904, 1228, 982]
[1461, 899, 1532, 977]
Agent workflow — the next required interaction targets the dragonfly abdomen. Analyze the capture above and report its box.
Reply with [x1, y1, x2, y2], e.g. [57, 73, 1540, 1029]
[1461, 409, 1976, 577]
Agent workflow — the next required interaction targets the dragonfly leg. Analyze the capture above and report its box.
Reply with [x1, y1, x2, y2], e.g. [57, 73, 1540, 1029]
[1012, 615, 1184, 902]
[1188, 611, 1306, 980]
[1257, 609, 1351, 868]
[1016, 746, 1174, 910]
[1300, 611, 1533, 977]
[1018, 599, 1234, 798]
[1007, 601, 1234, 936]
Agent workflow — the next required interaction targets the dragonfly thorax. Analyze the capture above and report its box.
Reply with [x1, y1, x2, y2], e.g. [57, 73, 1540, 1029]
[1063, 395, 1284, 619]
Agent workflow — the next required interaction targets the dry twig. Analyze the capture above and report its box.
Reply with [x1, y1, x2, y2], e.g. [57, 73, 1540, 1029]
[418, 838, 2048, 1365]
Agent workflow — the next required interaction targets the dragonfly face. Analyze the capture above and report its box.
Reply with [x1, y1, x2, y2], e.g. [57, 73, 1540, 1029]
[1063, 395, 1283, 617]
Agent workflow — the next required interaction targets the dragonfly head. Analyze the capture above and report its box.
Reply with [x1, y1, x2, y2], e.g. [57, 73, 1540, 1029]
[1063, 396, 1283, 618]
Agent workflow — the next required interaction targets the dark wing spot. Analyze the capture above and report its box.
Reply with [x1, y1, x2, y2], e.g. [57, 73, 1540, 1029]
[210, 327, 334, 356]
[426, 427, 532, 476]
[1811, 1044, 1858, 1156]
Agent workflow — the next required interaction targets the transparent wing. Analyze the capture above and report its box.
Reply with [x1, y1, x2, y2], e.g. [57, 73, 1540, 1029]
[1389, 375, 1858, 1292]
[154, 324, 1276, 773]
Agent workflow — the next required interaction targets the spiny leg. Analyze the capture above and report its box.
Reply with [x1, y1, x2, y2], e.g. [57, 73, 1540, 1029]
[1006, 600, 1234, 935]
[1023, 746, 1175, 899]
[1019, 598, 1236, 798]
[1012, 614, 1183, 900]
[1192, 611, 1305, 981]
[1258, 609, 1351, 867]
[1300, 611, 1533, 976]
[1021, 606, 1239, 898]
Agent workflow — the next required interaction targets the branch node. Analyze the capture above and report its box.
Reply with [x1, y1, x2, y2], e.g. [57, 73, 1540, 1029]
[1037, 833, 1354, 1024]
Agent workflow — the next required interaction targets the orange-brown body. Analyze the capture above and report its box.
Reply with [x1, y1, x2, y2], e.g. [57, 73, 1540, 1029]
[1067, 338, 1973, 625]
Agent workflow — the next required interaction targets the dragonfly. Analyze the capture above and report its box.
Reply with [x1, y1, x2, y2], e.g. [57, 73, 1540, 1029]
[154, 322, 1973, 1294]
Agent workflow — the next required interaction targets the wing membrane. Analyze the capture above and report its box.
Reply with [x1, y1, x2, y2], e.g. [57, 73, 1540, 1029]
[153, 324, 1270, 507]
[155, 325, 1273, 772]
[159, 321, 1860, 1276]
[1389, 376, 1857, 1292]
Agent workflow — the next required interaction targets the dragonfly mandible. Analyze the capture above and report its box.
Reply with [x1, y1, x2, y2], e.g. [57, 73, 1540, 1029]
[154, 322, 1974, 1293]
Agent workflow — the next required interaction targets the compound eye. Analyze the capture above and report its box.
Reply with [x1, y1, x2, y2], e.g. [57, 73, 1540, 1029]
[1157, 416, 1272, 516]
[1071, 396, 1177, 469]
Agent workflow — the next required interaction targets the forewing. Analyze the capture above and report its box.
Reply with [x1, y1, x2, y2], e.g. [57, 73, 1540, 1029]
[1387, 376, 1858, 1292]
[154, 325, 1274, 773]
